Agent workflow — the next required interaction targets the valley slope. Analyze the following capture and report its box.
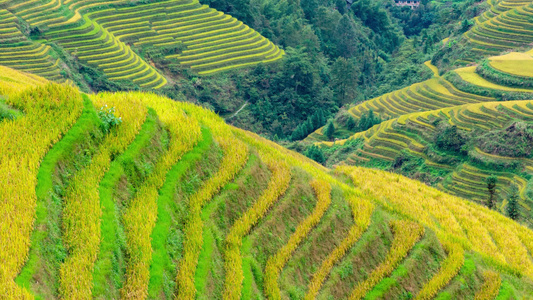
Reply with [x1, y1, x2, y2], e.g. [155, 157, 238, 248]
[310, 0, 533, 227]
[1, 66, 533, 299]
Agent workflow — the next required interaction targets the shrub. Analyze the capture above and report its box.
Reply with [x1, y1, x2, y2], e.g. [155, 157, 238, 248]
[98, 105, 122, 133]
[305, 145, 326, 164]
[435, 124, 467, 155]
[0, 101, 21, 121]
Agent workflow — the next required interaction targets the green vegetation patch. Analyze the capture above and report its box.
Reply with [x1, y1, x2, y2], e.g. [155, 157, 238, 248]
[195, 153, 271, 299]
[149, 128, 223, 298]
[148, 128, 213, 298]
[0, 99, 23, 121]
[92, 108, 161, 298]
[16, 95, 103, 299]
[366, 229, 446, 299]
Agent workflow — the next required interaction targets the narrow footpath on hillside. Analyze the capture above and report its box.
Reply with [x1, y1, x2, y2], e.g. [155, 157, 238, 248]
[228, 102, 249, 119]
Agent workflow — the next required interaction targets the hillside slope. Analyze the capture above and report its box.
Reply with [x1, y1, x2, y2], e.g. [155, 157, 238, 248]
[304, 0, 533, 134]
[0, 0, 284, 89]
[326, 99, 533, 225]
[312, 46, 533, 223]
[1, 66, 533, 299]
[465, 0, 533, 60]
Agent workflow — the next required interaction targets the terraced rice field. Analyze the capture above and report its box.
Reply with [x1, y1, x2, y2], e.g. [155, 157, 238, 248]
[346, 77, 491, 121]
[2, 66, 533, 299]
[488, 52, 533, 77]
[89, 0, 284, 75]
[0, 9, 63, 82]
[465, 0, 533, 59]
[305, 63, 495, 143]
[314, 49, 533, 226]
[46, 14, 168, 89]
[0, 0, 284, 86]
[334, 100, 533, 222]
[305, 58, 533, 143]
[455, 66, 533, 92]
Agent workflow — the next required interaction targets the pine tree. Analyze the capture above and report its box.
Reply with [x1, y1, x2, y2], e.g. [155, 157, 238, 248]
[317, 109, 326, 126]
[311, 113, 319, 130]
[507, 186, 520, 221]
[486, 175, 498, 209]
[312, 109, 326, 129]
[291, 126, 303, 141]
[346, 116, 356, 130]
[368, 109, 375, 123]
[324, 121, 335, 141]
[304, 119, 313, 135]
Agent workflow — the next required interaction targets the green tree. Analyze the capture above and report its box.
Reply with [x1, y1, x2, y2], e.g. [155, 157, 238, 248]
[357, 109, 381, 131]
[331, 57, 359, 105]
[301, 0, 319, 20]
[436, 125, 467, 154]
[367, 110, 377, 125]
[291, 126, 304, 141]
[507, 186, 520, 221]
[336, 0, 347, 14]
[282, 47, 315, 95]
[460, 19, 471, 33]
[335, 14, 360, 58]
[311, 109, 326, 129]
[317, 109, 326, 127]
[486, 175, 498, 209]
[305, 145, 326, 164]
[304, 119, 313, 135]
[346, 116, 356, 130]
[202, 0, 253, 25]
[324, 121, 336, 140]
[358, 113, 368, 131]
